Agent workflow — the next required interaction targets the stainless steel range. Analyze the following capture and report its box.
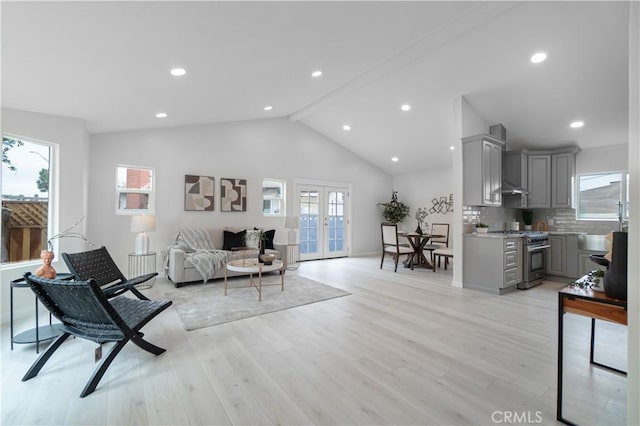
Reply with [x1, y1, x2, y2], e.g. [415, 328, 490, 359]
[519, 231, 550, 289]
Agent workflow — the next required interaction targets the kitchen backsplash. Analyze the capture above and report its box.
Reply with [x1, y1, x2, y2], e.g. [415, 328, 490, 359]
[531, 208, 620, 234]
[463, 205, 621, 235]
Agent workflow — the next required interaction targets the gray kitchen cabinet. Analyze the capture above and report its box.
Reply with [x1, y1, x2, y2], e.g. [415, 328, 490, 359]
[527, 154, 551, 208]
[463, 235, 522, 294]
[547, 234, 566, 276]
[525, 147, 579, 208]
[463, 134, 504, 207]
[551, 152, 576, 208]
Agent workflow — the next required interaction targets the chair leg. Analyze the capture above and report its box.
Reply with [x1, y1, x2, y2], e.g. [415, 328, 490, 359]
[380, 251, 385, 269]
[393, 254, 399, 272]
[80, 339, 128, 398]
[22, 333, 71, 381]
[130, 333, 166, 355]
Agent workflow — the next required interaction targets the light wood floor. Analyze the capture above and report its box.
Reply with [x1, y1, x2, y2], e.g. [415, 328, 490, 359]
[1, 256, 627, 425]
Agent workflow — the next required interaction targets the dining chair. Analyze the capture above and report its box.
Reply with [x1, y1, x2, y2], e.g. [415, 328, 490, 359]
[433, 247, 454, 271]
[380, 222, 415, 272]
[422, 223, 450, 269]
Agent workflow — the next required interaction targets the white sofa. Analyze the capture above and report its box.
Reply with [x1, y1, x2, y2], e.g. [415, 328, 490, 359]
[166, 227, 287, 287]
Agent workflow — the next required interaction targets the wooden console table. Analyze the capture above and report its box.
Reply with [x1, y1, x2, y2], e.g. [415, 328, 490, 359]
[557, 284, 627, 425]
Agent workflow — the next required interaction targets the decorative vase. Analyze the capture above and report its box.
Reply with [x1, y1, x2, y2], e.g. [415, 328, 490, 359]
[415, 224, 423, 235]
[476, 227, 488, 234]
[603, 232, 627, 300]
[524, 225, 532, 231]
[35, 250, 56, 279]
[258, 241, 266, 263]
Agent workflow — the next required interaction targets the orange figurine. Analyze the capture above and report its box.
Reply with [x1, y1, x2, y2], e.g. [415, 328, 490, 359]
[35, 250, 56, 279]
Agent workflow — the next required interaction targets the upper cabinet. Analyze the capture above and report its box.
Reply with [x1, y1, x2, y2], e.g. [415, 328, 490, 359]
[504, 146, 580, 209]
[463, 134, 505, 207]
[527, 154, 552, 208]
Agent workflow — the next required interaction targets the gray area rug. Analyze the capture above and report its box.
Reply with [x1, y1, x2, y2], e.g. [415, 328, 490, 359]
[166, 274, 351, 331]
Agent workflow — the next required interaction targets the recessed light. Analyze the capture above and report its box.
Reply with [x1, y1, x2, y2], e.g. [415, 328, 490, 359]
[155, 112, 167, 118]
[343, 124, 351, 131]
[570, 121, 584, 128]
[450, 146, 455, 151]
[170, 67, 187, 76]
[311, 70, 323, 78]
[264, 105, 273, 111]
[401, 104, 411, 112]
[530, 52, 547, 63]
[391, 157, 399, 162]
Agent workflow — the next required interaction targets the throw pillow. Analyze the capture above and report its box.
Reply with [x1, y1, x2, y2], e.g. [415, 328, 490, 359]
[223, 229, 246, 251]
[245, 229, 261, 249]
[254, 227, 276, 250]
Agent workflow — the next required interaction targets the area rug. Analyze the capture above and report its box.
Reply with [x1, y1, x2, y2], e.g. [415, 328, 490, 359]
[165, 275, 350, 331]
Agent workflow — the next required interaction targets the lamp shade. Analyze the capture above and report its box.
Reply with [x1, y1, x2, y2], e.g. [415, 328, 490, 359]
[130, 215, 156, 232]
[284, 216, 299, 229]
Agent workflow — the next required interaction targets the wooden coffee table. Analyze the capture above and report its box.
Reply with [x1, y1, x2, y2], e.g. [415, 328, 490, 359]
[224, 258, 284, 302]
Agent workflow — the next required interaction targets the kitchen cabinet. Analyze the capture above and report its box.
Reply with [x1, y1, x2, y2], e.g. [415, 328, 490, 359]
[547, 233, 579, 279]
[463, 235, 522, 294]
[525, 147, 579, 208]
[527, 154, 551, 208]
[462, 134, 504, 207]
[551, 152, 575, 208]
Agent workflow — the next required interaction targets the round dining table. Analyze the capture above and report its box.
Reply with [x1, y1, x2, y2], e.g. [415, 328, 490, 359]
[397, 231, 445, 269]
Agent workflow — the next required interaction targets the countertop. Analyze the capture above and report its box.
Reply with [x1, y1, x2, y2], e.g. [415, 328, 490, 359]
[464, 233, 525, 239]
[547, 231, 587, 235]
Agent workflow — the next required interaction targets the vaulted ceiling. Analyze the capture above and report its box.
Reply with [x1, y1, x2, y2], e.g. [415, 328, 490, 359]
[2, 1, 631, 175]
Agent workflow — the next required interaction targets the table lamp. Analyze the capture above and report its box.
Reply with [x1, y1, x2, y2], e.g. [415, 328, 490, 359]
[131, 215, 156, 254]
[284, 216, 299, 244]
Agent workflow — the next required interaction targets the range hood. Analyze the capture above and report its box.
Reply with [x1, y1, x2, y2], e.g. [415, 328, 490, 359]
[502, 180, 528, 195]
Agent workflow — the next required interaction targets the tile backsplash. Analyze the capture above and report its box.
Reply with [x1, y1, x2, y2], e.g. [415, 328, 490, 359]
[463, 205, 621, 235]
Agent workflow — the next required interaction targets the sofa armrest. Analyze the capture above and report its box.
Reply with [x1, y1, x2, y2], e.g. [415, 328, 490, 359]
[274, 243, 288, 269]
[168, 247, 186, 283]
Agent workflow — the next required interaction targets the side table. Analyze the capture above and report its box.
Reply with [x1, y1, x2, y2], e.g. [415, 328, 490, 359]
[128, 252, 157, 289]
[286, 244, 300, 270]
[10, 272, 73, 353]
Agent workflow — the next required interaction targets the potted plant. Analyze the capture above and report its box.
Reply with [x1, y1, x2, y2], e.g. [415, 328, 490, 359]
[475, 223, 490, 234]
[378, 191, 410, 224]
[522, 210, 534, 230]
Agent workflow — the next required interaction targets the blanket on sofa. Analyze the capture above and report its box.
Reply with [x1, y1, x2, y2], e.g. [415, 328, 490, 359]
[163, 228, 230, 283]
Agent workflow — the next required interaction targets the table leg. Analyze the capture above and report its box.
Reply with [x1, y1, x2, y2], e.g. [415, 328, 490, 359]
[224, 267, 228, 296]
[557, 293, 567, 424]
[281, 267, 284, 292]
[35, 293, 40, 354]
[10, 285, 14, 350]
[590, 318, 627, 375]
[258, 269, 262, 302]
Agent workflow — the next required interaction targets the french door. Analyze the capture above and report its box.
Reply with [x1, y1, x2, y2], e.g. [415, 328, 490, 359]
[297, 184, 349, 261]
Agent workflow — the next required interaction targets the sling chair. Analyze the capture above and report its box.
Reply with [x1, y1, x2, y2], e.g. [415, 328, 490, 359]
[62, 246, 156, 300]
[22, 272, 172, 398]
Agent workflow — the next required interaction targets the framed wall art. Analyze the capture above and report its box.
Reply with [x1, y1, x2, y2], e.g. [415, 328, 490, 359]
[220, 178, 247, 212]
[185, 175, 215, 211]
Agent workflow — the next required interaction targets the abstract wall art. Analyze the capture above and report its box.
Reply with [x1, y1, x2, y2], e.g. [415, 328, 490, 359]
[220, 178, 247, 212]
[185, 175, 215, 211]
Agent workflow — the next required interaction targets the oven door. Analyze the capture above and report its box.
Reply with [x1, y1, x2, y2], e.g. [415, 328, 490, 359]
[524, 244, 550, 282]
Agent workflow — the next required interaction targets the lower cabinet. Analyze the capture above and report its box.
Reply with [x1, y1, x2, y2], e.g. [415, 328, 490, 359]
[578, 250, 607, 276]
[547, 234, 579, 279]
[464, 236, 522, 294]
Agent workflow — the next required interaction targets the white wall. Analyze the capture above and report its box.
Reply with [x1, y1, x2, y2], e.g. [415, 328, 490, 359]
[392, 167, 454, 243]
[88, 118, 392, 269]
[576, 143, 628, 174]
[1, 108, 90, 323]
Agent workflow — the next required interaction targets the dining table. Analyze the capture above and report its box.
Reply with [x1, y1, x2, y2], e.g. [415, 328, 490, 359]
[397, 231, 444, 269]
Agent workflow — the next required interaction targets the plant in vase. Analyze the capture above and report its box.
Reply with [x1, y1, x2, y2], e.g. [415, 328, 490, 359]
[522, 210, 533, 230]
[378, 191, 410, 225]
[475, 223, 490, 234]
[414, 207, 428, 234]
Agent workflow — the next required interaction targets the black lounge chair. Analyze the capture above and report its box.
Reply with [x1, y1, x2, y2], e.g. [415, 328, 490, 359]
[22, 272, 172, 398]
[62, 246, 156, 300]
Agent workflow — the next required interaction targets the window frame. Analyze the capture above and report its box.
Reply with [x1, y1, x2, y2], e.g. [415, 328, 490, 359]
[575, 170, 629, 221]
[115, 164, 155, 215]
[262, 178, 285, 217]
[1, 134, 55, 267]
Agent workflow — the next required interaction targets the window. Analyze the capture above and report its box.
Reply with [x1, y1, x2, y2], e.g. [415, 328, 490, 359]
[116, 165, 154, 215]
[576, 171, 629, 220]
[262, 178, 285, 216]
[2, 136, 52, 264]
